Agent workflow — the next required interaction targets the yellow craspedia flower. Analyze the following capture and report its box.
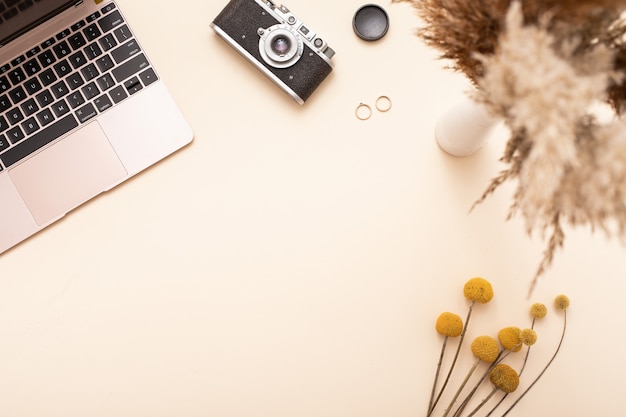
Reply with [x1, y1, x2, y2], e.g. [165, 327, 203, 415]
[463, 277, 494, 303]
[470, 336, 499, 363]
[498, 326, 522, 352]
[554, 294, 570, 310]
[530, 303, 548, 319]
[435, 312, 463, 337]
[489, 364, 520, 393]
[519, 328, 537, 346]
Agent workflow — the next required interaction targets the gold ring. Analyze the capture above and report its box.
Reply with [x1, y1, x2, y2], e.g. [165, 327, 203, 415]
[355, 103, 372, 120]
[375, 95, 392, 112]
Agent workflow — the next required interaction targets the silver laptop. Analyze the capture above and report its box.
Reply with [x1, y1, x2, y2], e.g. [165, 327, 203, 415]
[0, 0, 193, 254]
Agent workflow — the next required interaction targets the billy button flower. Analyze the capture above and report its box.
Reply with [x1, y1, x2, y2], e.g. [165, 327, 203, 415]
[449, 328, 518, 417]
[428, 278, 494, 417]
[471, 336, 500, 363]
[466, 364, 520, 417]
[485, 327, 538, 417]
[519, 328, 537, 346]
[428, 312, 464, 416]
[436, 312, 464, 337]
[517, 303, 547, 377]
[530, 303, 548, 320]
[441, 336, 500, 417]
[464, 277, 494, 304]
[490, 364, 520, 393]
[498, 326, 523, 353]
[500, 295, 571, 417]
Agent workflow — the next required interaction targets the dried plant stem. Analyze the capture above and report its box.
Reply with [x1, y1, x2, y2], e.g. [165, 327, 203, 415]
[501, 310, 568, 416]
[484, 318, 537, 416]
[427, 336, 449, 415]
[451, 345, 520, 417]
[428, 301, 476, 416]
[466, 387, 499, 417]
[441, 359, 480, 417]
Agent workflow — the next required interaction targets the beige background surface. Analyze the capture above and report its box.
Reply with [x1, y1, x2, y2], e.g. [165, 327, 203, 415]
[0, 0, 623, 416]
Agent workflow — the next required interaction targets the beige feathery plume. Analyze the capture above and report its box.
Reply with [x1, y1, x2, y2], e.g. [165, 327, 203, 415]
[396, 0, 626, 293]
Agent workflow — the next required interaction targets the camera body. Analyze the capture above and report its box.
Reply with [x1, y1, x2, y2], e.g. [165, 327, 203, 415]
[211, 0, 335, 104]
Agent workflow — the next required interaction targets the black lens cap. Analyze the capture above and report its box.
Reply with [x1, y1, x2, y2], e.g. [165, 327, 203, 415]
[353, 4, 389, 41]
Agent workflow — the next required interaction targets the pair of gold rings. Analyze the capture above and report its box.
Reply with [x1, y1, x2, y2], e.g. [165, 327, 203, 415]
[355, 96, 392, 121]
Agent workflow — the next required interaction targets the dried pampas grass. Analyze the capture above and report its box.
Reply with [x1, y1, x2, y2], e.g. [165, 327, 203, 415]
[395, 0, 626, 294]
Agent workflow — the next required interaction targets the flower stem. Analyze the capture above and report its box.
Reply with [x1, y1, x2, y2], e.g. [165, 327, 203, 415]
[518, 318, 536, 376]
[441, 359, 480, 417]
[466, 387, 499, 417]
[427, 336, 449, 415]
[501, 310, 567, 417]
[451, 345, 519, 417]
[486, 318, 537, 416]
[428, 301, 475, 416]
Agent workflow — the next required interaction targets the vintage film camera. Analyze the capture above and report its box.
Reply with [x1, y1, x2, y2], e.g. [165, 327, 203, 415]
[211, 0, 335, 104]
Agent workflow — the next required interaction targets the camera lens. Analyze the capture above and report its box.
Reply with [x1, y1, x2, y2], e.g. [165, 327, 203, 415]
[258, 24, 303, 68]
[271, 36, 291, 56]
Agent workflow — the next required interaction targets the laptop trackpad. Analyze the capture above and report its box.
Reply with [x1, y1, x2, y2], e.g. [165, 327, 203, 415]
[9, 121, 127, 226]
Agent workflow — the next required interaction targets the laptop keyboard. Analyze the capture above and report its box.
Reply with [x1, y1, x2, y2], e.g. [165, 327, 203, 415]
[0, 2, 158, 171]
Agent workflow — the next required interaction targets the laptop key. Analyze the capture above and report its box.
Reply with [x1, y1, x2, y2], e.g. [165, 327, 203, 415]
[20, 98, 38, 116]
[112, 53, 149, 83]
[67, 91, 85, 109]
[84, 43, 102, 60]
[94, 94, 112, 112]
[0, 135, 8, 152]
[95, 55, 114, 72]
[81, 82, 99, 99]
[38, 50, 56, 67]
[96, 73, 114, 91]
[81, 63, 99, 81]
[98, 10, 123, 33]
[8, 67, 25, 85]
[124, 77, 142, 95]
[51, 80, 69, 98]
[111, 39, 140, 64]
[139, 68, 158, 86]
[24, 58, 41, 76]
[101, 3, 117, 14]
[109, 85, 127, 104]
[36, 108, 54, 127]
[7, 126, 24, 144]
[69, 33, 87, 50]
[21, 117, 39, 135]
[83, 23, 101, 41]
[35, 89, 53, 107]
[39, 68, 57, 86]
[67, 72, 84, 90]
[0, 76, 10, 92]
[24, 78, 42, 94]
[0, 115, 9, 132]
[75, 102, 97, 123]
[99, 34, 117, 51]
[69, 50, 87, 69]
[0, 114, 78, 168]
[6, 107, 24, 125]
[53, 59, 71, 77]
[114, 25, 132, 43]
[53, 40, 71, 59]
[0, 94, 11, 112]
[9, 86, 26, 104]
[51, 99, 70, 117]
